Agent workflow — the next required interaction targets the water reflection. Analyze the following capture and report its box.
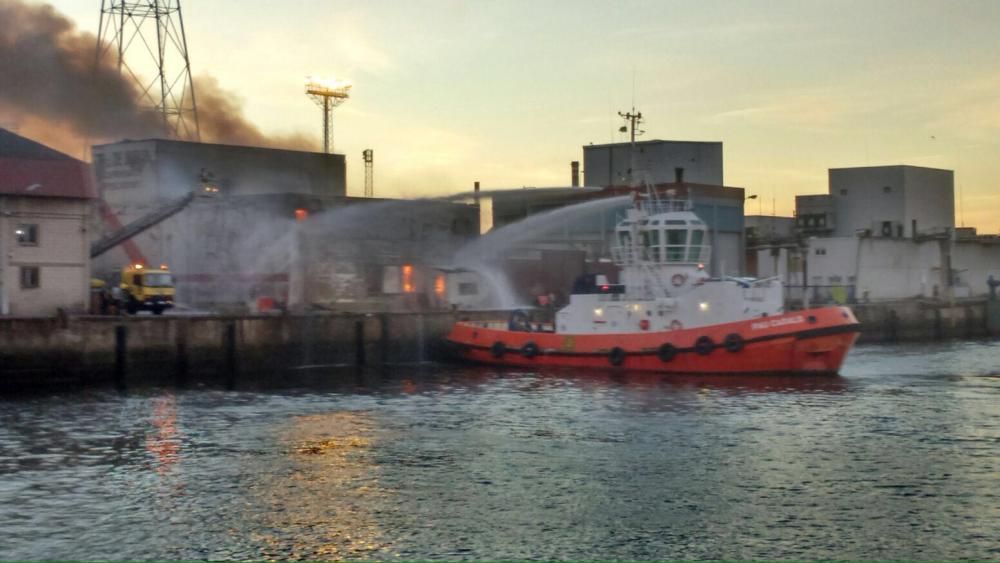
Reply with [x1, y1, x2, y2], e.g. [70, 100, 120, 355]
[145, 394, 181, 475]
[247, 411, 395, 560]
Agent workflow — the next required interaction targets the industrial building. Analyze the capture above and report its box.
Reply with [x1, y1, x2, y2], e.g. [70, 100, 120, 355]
[750, 164, 1000, 303]
[90, 138, 479, 311]
[799, 165, 955, 239]
[583, 139, 724, 187]
[0, 129, 96, 316]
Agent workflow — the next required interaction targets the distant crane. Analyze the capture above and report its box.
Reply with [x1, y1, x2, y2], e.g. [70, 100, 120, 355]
[305, 77, 351, 153]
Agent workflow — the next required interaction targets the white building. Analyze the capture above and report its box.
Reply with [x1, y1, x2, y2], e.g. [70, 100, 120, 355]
[759, 164, 998, 303]
[829, 165, 954, 238]
[0, 129, 95, 316]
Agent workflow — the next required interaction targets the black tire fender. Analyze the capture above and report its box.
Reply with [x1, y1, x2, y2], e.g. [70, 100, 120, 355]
[657, 343, 677, 363]
[723, 333, 744, 353]
[694, 335, 715, 356]
[608, 346, 626, 366]
[521, 341, 539, 359]
[491, 341, 506, 358]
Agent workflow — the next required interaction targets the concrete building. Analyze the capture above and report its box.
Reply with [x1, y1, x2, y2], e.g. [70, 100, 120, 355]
[745, 215, 795, 246]
[583, 140, 723, 187]
[824, 165, 954, 238]
[802, 235, 1000, 303]
[0, 129, 96, 316]
[754, 164, 997, 304]
[91, 138, 347, 278]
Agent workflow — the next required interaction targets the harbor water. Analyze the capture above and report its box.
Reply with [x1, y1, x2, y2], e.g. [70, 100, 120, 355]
[1, 341, 998, 560]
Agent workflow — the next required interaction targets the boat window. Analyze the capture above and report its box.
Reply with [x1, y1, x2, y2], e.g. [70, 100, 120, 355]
[665, 220, 686, 225]
[666, 229, 687, 261]
[649, 229, 660, 261]
[618, 231, 631, 247]
[688, 229, 705, 261]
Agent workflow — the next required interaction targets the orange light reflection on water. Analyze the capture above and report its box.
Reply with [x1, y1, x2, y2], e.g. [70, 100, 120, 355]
[145, 394, 181, 476]
[249, 411, 396, 560]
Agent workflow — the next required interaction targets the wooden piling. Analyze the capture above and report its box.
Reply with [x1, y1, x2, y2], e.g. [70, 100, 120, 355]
[224, 321, 237, 389]
[114, 324, 127, 389]
[354, 319, 366, 366]
[176, 321, 189, 386]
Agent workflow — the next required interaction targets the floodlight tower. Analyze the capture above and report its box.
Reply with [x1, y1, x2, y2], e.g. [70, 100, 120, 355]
[305, 78, 351, 153]
[96, 0, 200, 140]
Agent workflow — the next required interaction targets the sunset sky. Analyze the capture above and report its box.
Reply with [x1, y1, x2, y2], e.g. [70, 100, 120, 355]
[28, 0, 1000, 230]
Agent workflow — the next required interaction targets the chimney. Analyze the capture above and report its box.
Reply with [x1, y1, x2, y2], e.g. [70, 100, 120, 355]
[571, 161, 580, 187]
[474, 181, 480, 205]
[674, 167, 685, 183]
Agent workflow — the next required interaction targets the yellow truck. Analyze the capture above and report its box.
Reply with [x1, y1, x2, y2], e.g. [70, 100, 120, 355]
[117, 263, 175, 315]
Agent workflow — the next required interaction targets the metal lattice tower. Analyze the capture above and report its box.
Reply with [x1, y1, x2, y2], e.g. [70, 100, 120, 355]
[96, 0, 200, 140]
[363, 149, 374, 197]
[305, 78, 351, 153]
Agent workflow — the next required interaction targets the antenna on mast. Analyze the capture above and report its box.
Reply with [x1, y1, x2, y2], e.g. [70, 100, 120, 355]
[617, 108, 644, 144]
[618, 107, 645, 190]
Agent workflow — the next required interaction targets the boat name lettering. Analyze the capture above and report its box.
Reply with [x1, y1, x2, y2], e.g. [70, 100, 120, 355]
[751, 315, 805, 330]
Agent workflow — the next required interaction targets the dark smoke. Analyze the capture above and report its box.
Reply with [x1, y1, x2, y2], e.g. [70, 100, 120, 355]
[194, 76, 316, 152]
[0, 0, 317, 155]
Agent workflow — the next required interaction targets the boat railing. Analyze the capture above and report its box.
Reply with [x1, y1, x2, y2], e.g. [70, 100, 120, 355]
[638, 198, 690, 216]
[743, 276, 781, 301]
[611, 244, 642, 265]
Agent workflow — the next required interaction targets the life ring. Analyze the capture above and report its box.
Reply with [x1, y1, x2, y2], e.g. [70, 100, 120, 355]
[491, 341, 506, 358]
[694, 335, 715, 356]
[670, 319, 683, 331]
[723, 333, 744, 353]
[671, 273, 687, 287]
[521, 341, 539, 359]
[657, 343, 677, 362]
[639, 319, 650, 331]
[608, 347, 626, 366]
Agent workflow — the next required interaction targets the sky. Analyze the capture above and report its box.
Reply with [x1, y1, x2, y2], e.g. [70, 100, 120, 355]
[25, 0, 1000, 230]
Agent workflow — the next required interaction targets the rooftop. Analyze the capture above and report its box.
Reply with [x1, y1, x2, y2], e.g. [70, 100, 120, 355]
[0, 129, 96, 199]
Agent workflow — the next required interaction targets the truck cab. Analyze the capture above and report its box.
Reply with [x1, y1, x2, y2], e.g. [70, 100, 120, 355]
[119, 263, 175, 315]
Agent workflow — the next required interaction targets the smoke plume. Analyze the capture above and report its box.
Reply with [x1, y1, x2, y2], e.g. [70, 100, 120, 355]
[0, 0, 317, 156]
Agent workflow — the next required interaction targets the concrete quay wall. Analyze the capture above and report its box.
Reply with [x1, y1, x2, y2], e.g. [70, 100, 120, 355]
[851, 299, 992, 343]
[0, 312, 497, 388]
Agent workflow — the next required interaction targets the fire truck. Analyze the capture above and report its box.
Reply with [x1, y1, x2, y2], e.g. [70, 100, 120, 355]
[117, 263, 175, 315]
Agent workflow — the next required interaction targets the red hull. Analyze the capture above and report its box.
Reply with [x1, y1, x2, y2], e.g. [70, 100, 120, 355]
[446, 306, 861, 375]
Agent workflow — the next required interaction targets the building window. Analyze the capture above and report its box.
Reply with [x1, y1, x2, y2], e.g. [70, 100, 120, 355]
[815, 248, 827, 255]
[839, 189, 848, 196]
[883, 185, 892, 193]
[15, 224, 38, 245]
[20, 266, 40, 289]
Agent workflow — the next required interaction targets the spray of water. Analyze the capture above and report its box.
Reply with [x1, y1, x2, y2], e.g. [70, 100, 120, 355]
[449, 195, 631, 309]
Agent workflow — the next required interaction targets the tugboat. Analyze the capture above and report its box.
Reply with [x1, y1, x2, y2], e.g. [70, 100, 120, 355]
[446, 188, 860, 375]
